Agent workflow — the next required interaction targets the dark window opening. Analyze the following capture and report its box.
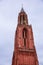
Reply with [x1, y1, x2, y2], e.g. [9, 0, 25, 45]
[23, 15, 26, 24]
[23, 28, 27, 47]
[24, 38, 26, 47]
[23, 28, 27, 38]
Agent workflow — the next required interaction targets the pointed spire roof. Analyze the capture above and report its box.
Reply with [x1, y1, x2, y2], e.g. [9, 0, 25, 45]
[21, 4, 24, 12]
[21, 7, 24, 12]
[19, 6, 27, 15]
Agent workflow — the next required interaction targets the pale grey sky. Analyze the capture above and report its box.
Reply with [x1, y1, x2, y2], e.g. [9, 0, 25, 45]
[0, 0, 43, 65]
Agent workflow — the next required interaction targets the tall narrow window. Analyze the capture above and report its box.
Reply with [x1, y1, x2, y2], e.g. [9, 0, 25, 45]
[20, 15, 23, 24]
[23, 28, 27, 47]
[20, 15, 26, 25]
[23, 15, 25, 24]
[23, 28, 27, 38]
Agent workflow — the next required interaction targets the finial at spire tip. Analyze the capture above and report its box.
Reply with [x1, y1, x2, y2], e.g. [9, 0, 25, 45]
[21, 4, 24, 12]
[22, 4, 23, 8]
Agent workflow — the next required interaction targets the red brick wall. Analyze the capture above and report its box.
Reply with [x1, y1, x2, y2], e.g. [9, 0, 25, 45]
[12, 9, 39, 65]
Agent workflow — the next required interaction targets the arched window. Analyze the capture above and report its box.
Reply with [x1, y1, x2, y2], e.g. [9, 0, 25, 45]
[23, 28, 27, 47]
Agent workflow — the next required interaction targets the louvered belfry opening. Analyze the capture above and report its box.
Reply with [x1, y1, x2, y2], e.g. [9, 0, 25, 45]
[20, 15, 26, 25]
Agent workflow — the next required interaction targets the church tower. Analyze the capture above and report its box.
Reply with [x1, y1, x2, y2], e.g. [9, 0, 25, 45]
[12, 8, 39, 65]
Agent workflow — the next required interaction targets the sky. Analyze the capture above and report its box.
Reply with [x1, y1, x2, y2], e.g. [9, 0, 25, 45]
[0, 0, 43, 65]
